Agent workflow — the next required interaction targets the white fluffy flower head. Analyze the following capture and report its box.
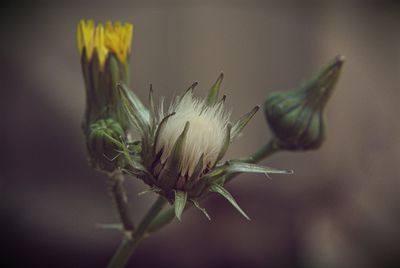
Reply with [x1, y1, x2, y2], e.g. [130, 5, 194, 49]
[156, 92, 230, 177]
[117, 75, 292, 220]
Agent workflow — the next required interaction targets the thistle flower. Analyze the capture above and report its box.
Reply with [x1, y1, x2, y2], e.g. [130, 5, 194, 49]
[118, 74, 292, 220]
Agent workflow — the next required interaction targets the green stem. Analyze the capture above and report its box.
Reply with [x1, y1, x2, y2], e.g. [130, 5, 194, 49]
[111, 171, 135, 231]
[147, 138, 280, 234]
[107, 195, 167, 268]
[237, 137, 279, 164]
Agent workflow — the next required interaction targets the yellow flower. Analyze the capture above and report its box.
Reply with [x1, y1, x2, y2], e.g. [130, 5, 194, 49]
[77, 20, 133, 68]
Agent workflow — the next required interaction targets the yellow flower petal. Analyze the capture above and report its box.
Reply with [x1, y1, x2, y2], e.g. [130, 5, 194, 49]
[94, 24, 107, 67]
[77, 19, 133, 68]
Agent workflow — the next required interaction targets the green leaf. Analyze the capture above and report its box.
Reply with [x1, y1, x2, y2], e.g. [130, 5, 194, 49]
[206, 73, 224, 106]
[191, 199, 211, 220]
[210, 184, 250, 220]
[226, 161, 293, 176]
[231, 106, 259, 142]
[174, 190, 187, 221]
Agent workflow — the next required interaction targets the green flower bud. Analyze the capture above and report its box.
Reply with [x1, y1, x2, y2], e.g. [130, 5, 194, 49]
[264, 55, 344, 150]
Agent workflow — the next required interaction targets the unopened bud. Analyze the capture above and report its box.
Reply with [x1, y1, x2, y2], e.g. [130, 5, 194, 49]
[264, 55, 344, 150]
[77, 20, 133, 132]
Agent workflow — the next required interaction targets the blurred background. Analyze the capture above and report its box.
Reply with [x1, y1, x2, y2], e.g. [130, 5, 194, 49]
[2, 0, 400, 267]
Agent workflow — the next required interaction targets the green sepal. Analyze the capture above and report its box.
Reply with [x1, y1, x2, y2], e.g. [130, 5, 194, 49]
[81, 51, 94, 129]
[118, 83, 150, 135]
[158, 122, 190, 192]
[148, 84, 156, 134]
[154, 112, 176, 155]
[225, 161, 293, 176]
[210, 184, 250, 220]
[174, 190, 187, 221]
[89, 51, 106, 117]
[200, 163, 227, 184]
[203, 161, 292, 186]
[206, 73, 224, 106]
[107, 55, 128, 128]
[191, 199, 211, 220]
[231, 106, 259, 142]
[117, 83, 153, 166]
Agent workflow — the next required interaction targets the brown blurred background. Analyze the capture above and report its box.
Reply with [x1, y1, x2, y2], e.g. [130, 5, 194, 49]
[2, 0, 400, 267]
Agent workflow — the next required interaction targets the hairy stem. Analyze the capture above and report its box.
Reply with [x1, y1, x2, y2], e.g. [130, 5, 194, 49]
[107, 195, 167, 268]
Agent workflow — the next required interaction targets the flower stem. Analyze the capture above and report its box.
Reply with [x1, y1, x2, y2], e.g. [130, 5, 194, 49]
[239, 137, 279, 164]
[147, 138, 280, 234]
[111, 171, 135, 231]
[107, 195, 167, 268]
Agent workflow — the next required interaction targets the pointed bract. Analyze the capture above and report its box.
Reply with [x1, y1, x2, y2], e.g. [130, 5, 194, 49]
[206, 73, 224, 106]
[148, 84, 156, 132]
[210, 184, 250, 220]
[158, 122, 190, 192]
[174, 190, 188, 221]
[226, 161, 293, 176]
[118, 83, 150, 134]
[231, 106, 259, 142]
[217, 123, 231, 162]
[192, 199, 211, 220]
